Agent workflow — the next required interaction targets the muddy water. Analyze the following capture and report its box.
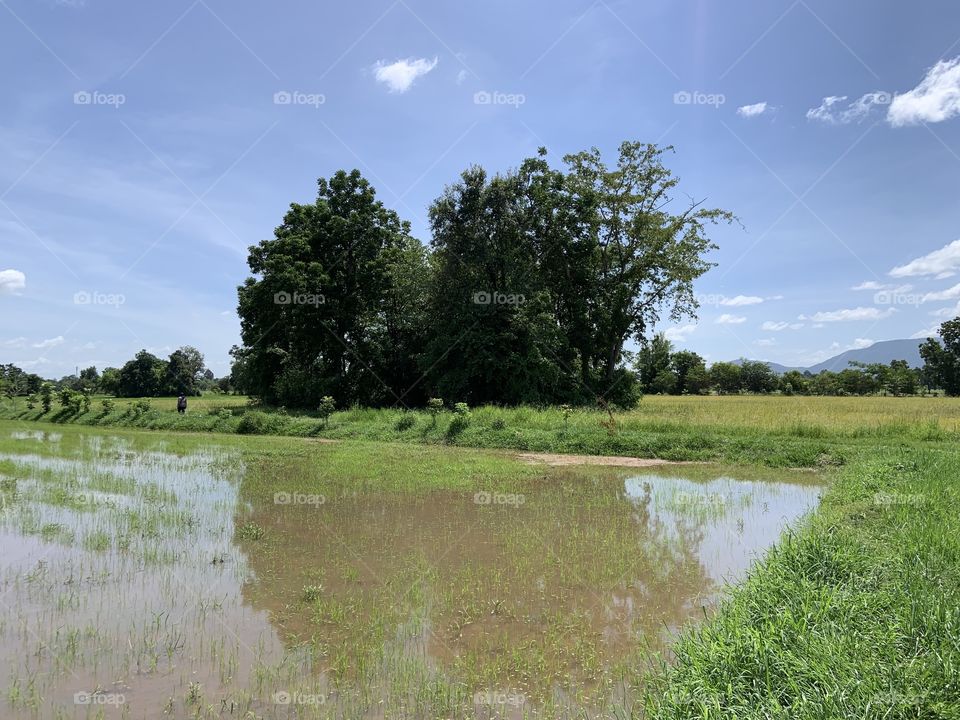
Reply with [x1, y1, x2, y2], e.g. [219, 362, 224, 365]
[0, 429, 822, 719]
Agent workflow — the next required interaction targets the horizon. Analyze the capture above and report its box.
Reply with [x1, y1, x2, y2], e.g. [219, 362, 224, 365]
[3, 0, 960, 377]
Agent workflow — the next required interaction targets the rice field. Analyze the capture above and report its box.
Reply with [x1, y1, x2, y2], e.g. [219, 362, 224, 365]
[0, 420, 823, 719]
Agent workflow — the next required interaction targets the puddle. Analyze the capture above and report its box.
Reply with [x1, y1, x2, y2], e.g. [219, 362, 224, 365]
[0, 428, 822, 718]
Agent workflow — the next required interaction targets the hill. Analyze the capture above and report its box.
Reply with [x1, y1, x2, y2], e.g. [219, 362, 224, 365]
[737, 339, 926, 375]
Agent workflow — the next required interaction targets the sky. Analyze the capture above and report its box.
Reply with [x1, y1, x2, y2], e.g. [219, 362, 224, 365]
[2, 0, 960, 378]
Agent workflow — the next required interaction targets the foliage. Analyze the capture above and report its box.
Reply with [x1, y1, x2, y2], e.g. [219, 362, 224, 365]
[233, 145, 732, 408]
[920, 318, 960, 396]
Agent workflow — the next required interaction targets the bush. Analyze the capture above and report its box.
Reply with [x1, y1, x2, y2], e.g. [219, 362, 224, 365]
[491, 417, 506, 431]
[447, 403, 471, 437]
[236, 411, 280, 435]
[132, 398, 152, 415]
[318, 396, 336, 428]
[101, 398, 115, 414]
[394, 413, 416, 431]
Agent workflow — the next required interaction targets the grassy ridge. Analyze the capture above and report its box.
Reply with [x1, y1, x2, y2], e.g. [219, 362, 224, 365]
[647, 447, 960, 718]
[3, 394, 959, 468]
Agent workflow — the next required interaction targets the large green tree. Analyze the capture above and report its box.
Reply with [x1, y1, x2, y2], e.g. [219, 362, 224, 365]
[563, 142, 735, 385]
[234, 170, 424, 407]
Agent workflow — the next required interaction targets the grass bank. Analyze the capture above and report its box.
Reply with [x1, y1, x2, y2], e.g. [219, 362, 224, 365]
[5, 394, 960, 468]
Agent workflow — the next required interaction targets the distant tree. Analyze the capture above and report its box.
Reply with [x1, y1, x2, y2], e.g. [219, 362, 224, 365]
[650, 369, 677, 394]
[709, 362, 742, 394]
[684, 364, 711, 395]
[99, 367, 121, 396]
[670, 350, 707, 395]
[738, 360, 777, 393]
[637, 334, 674, 392]
[78, 366, 99, 392]
[886, 359, 918, 396]
[921, 319, 960, 396]
[118, 350, 166, 397]
[165, 346, 205, 395]
[809, 371, 841, 396]
[780, 370, 809, 395]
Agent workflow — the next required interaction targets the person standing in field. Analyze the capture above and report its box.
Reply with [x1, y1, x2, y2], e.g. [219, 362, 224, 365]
[177, 394, 187, 414]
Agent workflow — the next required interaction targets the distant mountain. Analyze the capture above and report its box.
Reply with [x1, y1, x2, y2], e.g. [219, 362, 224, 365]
[734, 339, 927, 375]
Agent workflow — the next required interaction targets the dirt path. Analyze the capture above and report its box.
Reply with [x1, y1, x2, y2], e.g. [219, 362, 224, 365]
[515, 451, 678, 468]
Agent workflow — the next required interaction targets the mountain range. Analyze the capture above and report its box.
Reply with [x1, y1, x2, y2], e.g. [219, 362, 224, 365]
[734, 339, 927, 375]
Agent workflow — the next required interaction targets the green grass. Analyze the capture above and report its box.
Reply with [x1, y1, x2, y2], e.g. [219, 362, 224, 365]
[646, 447, 960, 718]
[7, 394, 960, 468]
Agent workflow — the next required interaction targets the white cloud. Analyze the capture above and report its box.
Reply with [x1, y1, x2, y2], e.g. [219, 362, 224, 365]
[719, 295, 764, 306]
[33, 336, 65, 349]
[850, 338, 874, 349]
[891, 239, 960, 278]
[18, 357, 51, 369]
[911, 326, 939, 339]
[807, 92, 891, 124]
[456, 69, 468, 85]
[0, 268, 26, 294]
[922, 283, 960, 302]
[851, 280, 884, 290]
[737, 102, 768, 118]
[761, 321, 788, 331]
[756, 338, 776, 347]
[716, 314, 746, 324]
[663, 324, 696, 342]
[888, 57, 960, 127]
[3, 336, 27, 348]
[809, 306, 896, 322]
[931, 302, 960, 318]
[373, 57, 438, 93]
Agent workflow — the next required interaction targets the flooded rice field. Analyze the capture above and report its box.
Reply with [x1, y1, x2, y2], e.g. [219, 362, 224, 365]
[0, 428, 822, 719]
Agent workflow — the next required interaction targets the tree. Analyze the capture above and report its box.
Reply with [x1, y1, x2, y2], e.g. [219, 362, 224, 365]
[99, 367, 121, 396]
[118, 350, 166, 397]
[780, 370, 809, 395]
[563, 142, 735, 386]
[636, 334, 674, 393]
[709, 362, 741, 394]
[671, 350, 707, 395]
[738, 360, 777, 393]
[165, 346, 205, 395]
[886, 359, 918, 396]
[921, 319, 960, 396]
[234, 169, 422, 408]
[422, 163, 573, 405]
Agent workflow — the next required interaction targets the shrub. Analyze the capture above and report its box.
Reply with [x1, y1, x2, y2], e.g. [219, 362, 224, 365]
[132, 398, 152, 415]
[101, 398, 115, 414]
[491, 417, 506, 431]
[427, 398, 444, 415]
[236, 411, 274, 434]
[394, 413, 416, 431]
[39, 384, 53, 413]
[317, 396, 336, 428]
[447, 403, 471, 437]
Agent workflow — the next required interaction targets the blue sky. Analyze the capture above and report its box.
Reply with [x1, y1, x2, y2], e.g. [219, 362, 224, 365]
[2, 0, 960, 377]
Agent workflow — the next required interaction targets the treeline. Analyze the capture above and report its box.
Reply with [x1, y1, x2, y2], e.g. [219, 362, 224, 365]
[637, 333, 927, 396]
[232, 142, 735, 409]
[0, 347, 230, 400]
